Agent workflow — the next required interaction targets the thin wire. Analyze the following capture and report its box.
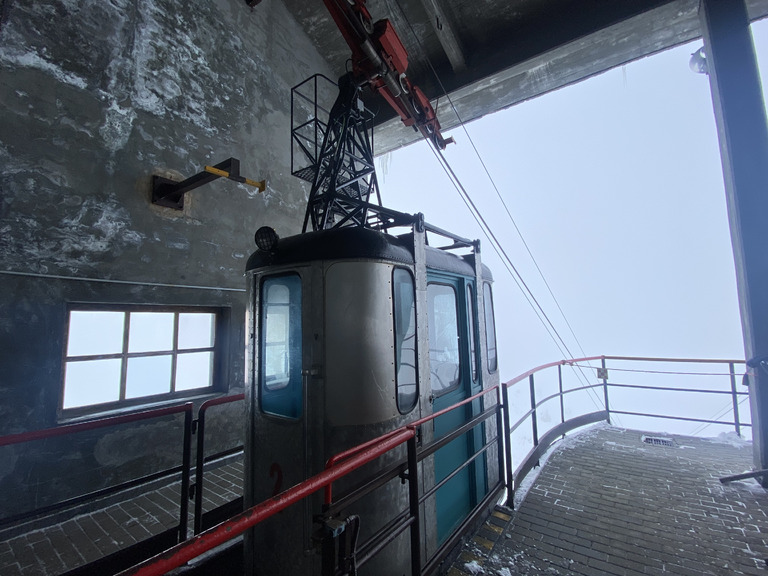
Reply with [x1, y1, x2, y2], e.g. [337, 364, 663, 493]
[425, 146, 567, 359]
[689, 396, 749, 437]
[426, 144, 605, 412]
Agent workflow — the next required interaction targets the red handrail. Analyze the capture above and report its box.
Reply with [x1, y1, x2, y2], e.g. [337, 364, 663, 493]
[501, 354, 747, 389]
[198, 393, 245, 413]
[0, 402, 194, 448]
[116, 428, 415, 576]
[502, 355, 605, 388]
[323, 428, 406, 504]
[407, 386, 499, 429]
[603, 355, 745, 364]
[322, 385, 500, 505]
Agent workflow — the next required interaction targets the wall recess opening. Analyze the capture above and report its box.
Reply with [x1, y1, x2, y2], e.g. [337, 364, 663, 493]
[641, 435, 675, 447]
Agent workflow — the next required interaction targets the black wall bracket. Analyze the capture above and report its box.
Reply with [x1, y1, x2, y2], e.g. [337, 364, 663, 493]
[152, 157, 266, 210]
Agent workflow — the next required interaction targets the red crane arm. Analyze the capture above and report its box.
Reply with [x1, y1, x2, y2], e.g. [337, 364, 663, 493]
[322, 0, 453, 150]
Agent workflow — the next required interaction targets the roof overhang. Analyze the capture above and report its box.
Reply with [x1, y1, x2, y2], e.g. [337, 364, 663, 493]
[284, 0, 768, 154]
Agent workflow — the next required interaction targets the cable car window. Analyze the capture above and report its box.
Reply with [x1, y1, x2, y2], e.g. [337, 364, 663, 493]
[427, 283, 461, 395]
[393, 268, 418, 413]
[260, 274, 302, 418]
[483, 282, 498, 373]
[466, 284, 477, 382]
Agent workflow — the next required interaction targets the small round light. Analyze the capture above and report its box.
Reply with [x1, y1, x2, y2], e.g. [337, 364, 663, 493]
[254, 226, 279, 252]
[689, 47, 708, 75]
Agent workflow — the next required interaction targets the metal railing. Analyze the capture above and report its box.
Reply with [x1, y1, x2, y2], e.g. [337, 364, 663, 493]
[0, 396, 246, 546]
[117, 355, 751, 576]
[0, 403, 194, 541]
[503, 355, 749, 500]
[2, 356, 749, 575]
[118, 385, 506, 576]
[321, 386, 505, 576]
[192, 394, 245, 534]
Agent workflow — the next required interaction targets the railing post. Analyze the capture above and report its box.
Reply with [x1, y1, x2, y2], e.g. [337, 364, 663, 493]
[601, 357, 611, 425]
[558, 364, 565, 427]
[730, 362, 742, 437]
[529, 375, 539, 448]
[502, 384, 515, 508]
[406, 432, 421, 576]
[179, 408, 193, 542]
[194, 409, 207, 535]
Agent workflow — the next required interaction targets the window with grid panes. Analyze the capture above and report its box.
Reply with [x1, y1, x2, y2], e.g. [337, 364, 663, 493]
[62, 307, 220, 412]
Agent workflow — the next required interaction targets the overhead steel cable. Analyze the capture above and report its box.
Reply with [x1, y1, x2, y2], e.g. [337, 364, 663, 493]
[689, 395, 749, 437]
[426, 144, 605, 411]
[390, 0, 590, 362]
[423, 145, 570, 360]
[388, 0, 603, 404]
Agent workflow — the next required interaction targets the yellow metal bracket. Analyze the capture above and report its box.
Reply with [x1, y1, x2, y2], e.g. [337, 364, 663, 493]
[152, 157, 266, 210]
[204, 166, 266, 193]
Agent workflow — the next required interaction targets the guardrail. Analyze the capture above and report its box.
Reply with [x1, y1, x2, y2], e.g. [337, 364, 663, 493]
[0, 396, 246, 546]
[0, 403, 195, 541]
[192, 393, 245, 534]
[504, 355, 749, 501]
[116, 355, 750, 576]
[2, 356, 749, 575]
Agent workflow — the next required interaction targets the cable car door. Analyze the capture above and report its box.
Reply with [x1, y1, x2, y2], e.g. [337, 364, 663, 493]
[427, 274, 477, 543]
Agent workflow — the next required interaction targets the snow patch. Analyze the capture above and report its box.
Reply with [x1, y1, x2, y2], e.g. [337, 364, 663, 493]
[100, 100, 137, 153]
[464, 560, 484, 574]
[708, 431, 751, 448]
[0, 49, 88, 89]
[514, 423, 608, 507]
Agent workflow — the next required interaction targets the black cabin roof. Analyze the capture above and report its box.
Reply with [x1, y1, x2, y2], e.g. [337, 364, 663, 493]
[246, 227, 493, 280]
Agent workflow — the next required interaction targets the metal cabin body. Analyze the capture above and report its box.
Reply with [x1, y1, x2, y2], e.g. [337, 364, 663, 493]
[244, 221, 500, 575]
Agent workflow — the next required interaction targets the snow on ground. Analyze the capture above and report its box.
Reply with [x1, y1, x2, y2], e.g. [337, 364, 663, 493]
[709, 431, 752, 448]
[512, 422, 609, 508]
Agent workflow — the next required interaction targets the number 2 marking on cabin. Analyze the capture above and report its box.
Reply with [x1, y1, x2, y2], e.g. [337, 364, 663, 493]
[270, 462, 283, 496]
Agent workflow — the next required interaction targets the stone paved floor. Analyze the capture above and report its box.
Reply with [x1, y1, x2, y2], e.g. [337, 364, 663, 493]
[0, 456, 243, 576]
[446, 425, 768, 576]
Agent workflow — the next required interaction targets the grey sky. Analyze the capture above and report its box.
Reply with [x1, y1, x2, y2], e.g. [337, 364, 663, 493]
[378, 22, 768, 387]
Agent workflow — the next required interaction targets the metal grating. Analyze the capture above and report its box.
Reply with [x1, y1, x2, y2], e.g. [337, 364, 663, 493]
[641, 435, 674, 447]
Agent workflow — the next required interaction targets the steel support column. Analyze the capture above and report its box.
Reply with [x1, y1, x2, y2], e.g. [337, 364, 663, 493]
[699, 0, 768, 476]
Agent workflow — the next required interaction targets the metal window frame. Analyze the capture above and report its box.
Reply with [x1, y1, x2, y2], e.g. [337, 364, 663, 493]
[258, 273, 304, 420]
[60, 304, 223, 418]
[426, 280, 463, 398]
[482, 282, 498, 374]
[392, 266, 419, 414]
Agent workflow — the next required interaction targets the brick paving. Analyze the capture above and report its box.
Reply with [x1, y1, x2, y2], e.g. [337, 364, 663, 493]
[0, 456, 243, 576]
[446, 425, 768, 576]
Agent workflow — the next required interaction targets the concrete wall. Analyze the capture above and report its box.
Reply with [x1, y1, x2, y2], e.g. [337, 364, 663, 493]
[0, 0, 330, 520]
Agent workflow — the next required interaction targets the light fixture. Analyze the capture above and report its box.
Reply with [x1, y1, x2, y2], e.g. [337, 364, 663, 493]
[689, 46, 708, 75]
[254, 226, 279, 252]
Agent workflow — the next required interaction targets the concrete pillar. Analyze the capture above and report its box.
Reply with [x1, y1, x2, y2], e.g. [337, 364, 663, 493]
[699, 0, 768, 472]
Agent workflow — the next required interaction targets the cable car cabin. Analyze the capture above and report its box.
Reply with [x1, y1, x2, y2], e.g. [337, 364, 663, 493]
[244, 219, 500, 576]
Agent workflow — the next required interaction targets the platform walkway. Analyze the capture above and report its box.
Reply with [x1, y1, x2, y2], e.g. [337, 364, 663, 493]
[5, 426, 766, 575]
[0, 455, 244, 576]
[445, 425, 768, 576]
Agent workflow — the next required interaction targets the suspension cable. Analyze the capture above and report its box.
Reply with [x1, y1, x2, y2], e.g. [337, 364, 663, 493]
[426, 144, 605, 411]
[689, 396, 749, 437]
[389, 0, 602, 405]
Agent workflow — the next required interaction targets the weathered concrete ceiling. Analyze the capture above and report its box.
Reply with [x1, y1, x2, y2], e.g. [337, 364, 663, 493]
[284, 0, 768, 153]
